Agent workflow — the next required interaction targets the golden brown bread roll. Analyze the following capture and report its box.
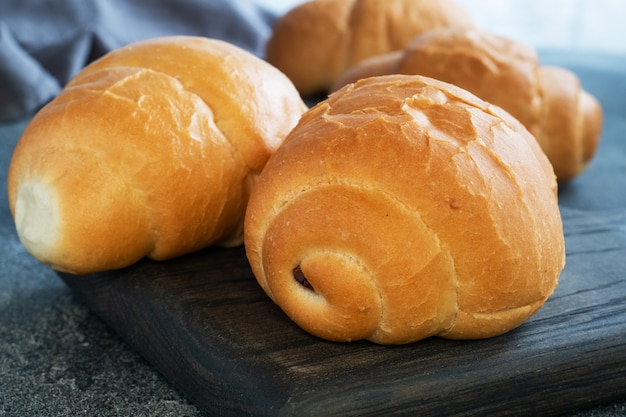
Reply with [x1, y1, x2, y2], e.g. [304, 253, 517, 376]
[333, 27, 603, 181]
[8, 36, 307, 275]
[244, 74, 565, 345]
[266, 0, 474, 96]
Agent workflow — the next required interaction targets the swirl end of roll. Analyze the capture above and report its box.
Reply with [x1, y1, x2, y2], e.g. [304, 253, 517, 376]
[245, 74, 565, 345]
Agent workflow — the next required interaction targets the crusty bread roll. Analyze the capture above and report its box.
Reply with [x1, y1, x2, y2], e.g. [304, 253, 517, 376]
[333, 27, 603, 181]
[244, 74, 565, 345]
[266, 0, 474, 96]
[8, 36, 307, 275]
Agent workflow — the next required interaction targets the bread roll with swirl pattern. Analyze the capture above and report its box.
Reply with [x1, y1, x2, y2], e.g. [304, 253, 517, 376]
[266, 0, 474, 95]
[333, 28, 603, 181]
[244, 74, 565, 344]
[8, 36, 307, 275]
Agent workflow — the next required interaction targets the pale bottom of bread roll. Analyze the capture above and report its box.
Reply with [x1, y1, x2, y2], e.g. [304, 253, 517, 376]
[14, 181, 59, 257]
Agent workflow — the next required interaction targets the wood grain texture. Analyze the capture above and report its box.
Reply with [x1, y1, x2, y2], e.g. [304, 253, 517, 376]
[59, 54, 626, 416]
[59, 207, 626, 417]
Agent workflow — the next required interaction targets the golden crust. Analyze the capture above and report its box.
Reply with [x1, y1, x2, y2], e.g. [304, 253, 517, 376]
[334, 28, 603, 181]
[266, 0, 474, 95]
[266, 0, 355, 96]
[244, 74, 565, 344]
[8, 36, 307, 274]
[537, 66, 603, 181]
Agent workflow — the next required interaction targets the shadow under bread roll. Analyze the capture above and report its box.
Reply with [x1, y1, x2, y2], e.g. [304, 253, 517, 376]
[244, 74, 565, 345]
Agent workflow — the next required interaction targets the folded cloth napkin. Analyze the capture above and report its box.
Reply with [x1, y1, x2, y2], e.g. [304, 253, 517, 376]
[0, 0, 276, 122]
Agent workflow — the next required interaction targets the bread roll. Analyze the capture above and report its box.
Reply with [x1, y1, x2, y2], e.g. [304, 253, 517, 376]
[8, 36, 307, 275]
[244, 74, 565, 345]
[334, 28, 603, 181]
[266, 0, 474, 96]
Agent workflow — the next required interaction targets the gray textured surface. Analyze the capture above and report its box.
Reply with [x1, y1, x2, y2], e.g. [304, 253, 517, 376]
[0, 288, 201, 417]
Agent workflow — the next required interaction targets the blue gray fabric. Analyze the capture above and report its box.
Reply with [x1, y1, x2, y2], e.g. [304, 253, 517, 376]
[0, 0, 276, 122]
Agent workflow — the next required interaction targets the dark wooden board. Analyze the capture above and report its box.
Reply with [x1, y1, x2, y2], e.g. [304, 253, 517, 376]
[60, 54, 626, 416]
